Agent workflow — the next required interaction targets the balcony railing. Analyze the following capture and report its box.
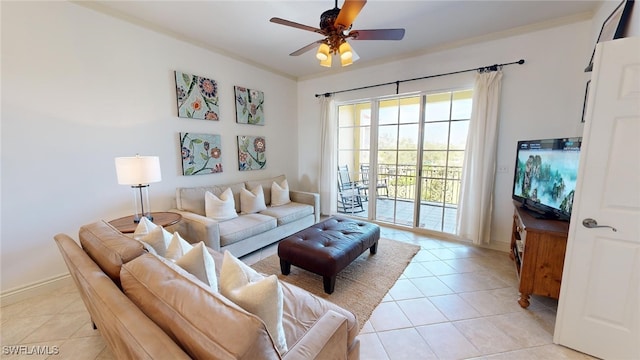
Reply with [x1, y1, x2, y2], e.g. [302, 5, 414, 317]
[365, 164, 462, 206]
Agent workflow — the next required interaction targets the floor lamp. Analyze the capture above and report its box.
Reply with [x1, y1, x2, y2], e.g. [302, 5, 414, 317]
[115, 155, 162, 223]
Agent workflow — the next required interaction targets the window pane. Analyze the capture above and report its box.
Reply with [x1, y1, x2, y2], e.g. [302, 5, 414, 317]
[338, 105, 355, 127]
[338, 150, 356, 167]
[423, 179, 445, 203]
[357, 103, 371, 126]
[399, 97, 421, 124]
[447, 150, 465, 168]
[445, 179, 462, 205]
[449, 121, 469, 150]
[338, 127, 356, 150]
[451, 90, 473, 120]
[377, 151, 397, 169]
[423, 151, 448, 167]
[425, 92, 451, 122]
[398, 124, 419, 150]
[423, 122, 449, 150]
[397, 150, 418, 166]
[356, 126, 371, 150]
[379, 99, 399, 125]
[378, 124, 398, 150]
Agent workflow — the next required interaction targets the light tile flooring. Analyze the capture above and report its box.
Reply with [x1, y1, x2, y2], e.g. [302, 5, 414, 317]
[0, 225, 594, 359]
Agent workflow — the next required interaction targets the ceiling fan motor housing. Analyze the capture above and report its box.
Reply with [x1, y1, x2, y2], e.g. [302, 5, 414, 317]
[320, 7, 341, 32]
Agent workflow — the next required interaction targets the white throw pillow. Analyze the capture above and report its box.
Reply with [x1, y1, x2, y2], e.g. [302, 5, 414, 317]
[132, 217, 157, 240]
[138, 226, 172, 257]
[240, 185, 267, 214]
[165, 232, 194, 261]
[175, 242, 218, 290]
[219, 251, 287, 354]
[271, 179, 290, 206]
[205, 188, 238, 221]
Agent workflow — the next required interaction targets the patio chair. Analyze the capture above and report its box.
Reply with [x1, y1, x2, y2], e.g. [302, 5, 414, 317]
[360, 164, 389, 197]
[337, 165, 365, 213]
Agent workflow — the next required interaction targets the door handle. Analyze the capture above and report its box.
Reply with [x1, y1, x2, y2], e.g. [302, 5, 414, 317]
[582, 218, 617, 232]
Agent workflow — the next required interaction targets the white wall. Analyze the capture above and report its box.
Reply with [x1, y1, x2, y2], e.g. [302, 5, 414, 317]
[297, 20, 591, 250]
[1, 2, 298, 293]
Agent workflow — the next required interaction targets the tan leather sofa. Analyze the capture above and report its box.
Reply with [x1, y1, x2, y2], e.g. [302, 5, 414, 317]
[54, 220, 360, 359]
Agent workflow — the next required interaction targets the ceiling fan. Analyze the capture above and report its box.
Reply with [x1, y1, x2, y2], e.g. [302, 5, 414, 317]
[270, 0, 405, 67]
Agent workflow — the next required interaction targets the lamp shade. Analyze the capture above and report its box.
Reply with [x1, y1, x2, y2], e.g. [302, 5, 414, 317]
[316, 43, 330, 61]
[320, 54, 332, 67]
[115, 156, 161, 185]
[339, 42, 353, 60]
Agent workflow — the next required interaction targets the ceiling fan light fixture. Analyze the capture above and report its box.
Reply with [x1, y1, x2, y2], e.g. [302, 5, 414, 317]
[316, 43, 330, 61]
[339, 41, 353, 60]
[340, 55, 353, 67]
[320, 54, 332, 67]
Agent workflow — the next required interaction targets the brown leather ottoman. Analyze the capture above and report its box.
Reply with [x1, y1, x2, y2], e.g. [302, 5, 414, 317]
[278, 217, 380, 294]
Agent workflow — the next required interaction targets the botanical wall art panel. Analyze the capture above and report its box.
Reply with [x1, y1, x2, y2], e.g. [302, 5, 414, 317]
[237, 135, 266, 171]
[180, 133, 222, 175]
[175, 71, 219, 120]
[234, 86, 264, 125]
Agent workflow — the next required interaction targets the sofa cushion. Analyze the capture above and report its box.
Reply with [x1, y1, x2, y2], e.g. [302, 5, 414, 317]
[271, 179, 291, 207]
[132, 217, 157, 240]
[175, 242, 218, 289]
[280, 281, 359, 352]
[121, 253, 280, 360]
[260, 202, 314, 226]
[245, 175, 286, 206]
[165, 232, 193, 261]
[220, 251, 287, 354]
[176, 182, 245, 216]
[205, 188, 239, 221]
[240, 185, 267, 214]
[138, 226, 173, 257]
[218, 214, 277, 247]
[79, 220, 146, 287]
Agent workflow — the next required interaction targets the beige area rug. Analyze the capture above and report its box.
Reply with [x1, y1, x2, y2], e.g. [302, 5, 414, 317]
[251, 238, 420, 331]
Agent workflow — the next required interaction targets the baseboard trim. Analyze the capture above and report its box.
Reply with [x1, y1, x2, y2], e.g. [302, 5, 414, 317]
[480, 240, 510, 252]
[1, 273, 72, 306]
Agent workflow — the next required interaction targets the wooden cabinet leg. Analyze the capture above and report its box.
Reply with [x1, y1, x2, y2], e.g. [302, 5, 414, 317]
[518, 293, 531, 308]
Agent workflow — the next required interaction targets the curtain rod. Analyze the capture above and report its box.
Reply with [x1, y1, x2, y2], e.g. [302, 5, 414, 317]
[315, 59, 525, 98]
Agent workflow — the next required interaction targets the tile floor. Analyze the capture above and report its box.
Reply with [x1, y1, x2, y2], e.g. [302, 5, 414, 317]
[0, 225, 594, 359]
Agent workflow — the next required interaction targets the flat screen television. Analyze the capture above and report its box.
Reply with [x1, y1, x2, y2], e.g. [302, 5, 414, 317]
[512, 137, 582, 221]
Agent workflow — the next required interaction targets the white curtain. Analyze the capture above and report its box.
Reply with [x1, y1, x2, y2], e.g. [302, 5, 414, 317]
[457, 70, 503, 245]
[319, 96, 337, 215]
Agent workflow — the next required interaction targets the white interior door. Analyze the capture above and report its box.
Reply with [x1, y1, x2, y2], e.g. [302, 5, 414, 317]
[554, 37, 640, 359]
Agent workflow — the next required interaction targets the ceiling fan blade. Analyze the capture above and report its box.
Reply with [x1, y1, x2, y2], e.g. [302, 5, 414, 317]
[290, 40, 324, 56]
[270, 17, 322, 34]
[352, 29, 405, 40]
[335, 0, 367, 29]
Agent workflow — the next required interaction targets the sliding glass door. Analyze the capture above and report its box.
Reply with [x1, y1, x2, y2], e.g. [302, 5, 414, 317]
[336, 89, 472, 234]
[375, 96, 421, 226]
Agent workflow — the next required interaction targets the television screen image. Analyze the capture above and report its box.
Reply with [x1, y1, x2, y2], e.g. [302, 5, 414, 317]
[512, 138, 582, 221]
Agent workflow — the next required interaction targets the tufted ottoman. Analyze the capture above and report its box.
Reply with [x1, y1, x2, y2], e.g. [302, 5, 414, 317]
[278, 217, 380, 294]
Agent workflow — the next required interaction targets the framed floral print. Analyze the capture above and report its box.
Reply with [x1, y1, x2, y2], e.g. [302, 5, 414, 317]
[175, 71, 219, 120]
[237, 135, 266, 171]
[180, 133, 222, 175]
[234, 86, 264, 125]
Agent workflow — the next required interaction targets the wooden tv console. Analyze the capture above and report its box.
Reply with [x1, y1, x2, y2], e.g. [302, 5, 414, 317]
[510, 202, 569, 308]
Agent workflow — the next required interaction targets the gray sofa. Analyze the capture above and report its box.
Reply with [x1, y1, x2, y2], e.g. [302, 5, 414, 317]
[169, 175, 320, 257]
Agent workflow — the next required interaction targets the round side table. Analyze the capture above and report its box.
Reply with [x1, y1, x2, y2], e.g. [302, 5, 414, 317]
[108, 212, 181, 234]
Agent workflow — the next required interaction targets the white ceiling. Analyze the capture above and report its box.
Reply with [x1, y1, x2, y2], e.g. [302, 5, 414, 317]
[82, 1, 602, 79]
